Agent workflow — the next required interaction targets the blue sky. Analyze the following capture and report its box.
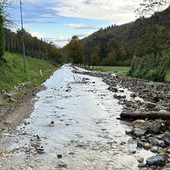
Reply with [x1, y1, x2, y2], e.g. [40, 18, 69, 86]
[9, 0, 141, 47]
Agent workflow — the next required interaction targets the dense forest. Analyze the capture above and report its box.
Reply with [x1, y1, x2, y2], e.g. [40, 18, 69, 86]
[81, 5, 170, 66]
[3, 28, 62, 64]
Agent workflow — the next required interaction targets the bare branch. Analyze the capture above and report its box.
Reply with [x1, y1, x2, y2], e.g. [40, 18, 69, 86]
[136, 0, 169, 18]
[0, 0, 13, 26]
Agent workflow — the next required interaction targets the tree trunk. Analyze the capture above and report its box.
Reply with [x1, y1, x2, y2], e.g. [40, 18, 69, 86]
[120, 112, 170, 120]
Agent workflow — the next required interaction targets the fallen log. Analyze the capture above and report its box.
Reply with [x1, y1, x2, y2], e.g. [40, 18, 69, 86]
[120, 111, 170, 120]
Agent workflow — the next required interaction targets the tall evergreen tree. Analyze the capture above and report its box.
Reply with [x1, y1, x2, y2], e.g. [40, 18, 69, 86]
[0, 9, 4, 58]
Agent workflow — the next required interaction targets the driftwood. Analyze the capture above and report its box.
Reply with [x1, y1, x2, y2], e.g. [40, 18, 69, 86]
[120, 112, 170, 120]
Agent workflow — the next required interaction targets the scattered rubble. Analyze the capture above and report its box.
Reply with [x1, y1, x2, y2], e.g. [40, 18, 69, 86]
[73, 69, 170, 169]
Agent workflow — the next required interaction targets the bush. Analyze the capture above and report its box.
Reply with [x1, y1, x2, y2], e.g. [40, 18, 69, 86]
[128, 56, 170, 82]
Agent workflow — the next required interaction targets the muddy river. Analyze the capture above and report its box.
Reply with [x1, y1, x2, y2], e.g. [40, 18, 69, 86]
[0, 65, 154, 169]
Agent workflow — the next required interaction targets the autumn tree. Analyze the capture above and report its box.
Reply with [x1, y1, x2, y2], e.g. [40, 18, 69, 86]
[102, 38, 120, 66]
[136, 0, 169, 57]
[66, 36, 84, 64]
[90, 45, 100, 65]
[107, 38, 120, 51]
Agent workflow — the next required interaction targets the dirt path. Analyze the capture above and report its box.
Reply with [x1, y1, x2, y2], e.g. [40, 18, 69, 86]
[0, 85, 45, 130]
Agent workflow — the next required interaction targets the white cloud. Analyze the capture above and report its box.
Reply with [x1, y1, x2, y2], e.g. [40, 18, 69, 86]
[68, 24, 83, 28]
[40, 34, 71, 47]
[67, 23, 99, 29]
[30, 31, 44, 39]
[53, 0, 140, 22]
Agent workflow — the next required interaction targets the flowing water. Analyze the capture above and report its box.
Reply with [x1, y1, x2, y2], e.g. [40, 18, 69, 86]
[0, 65, 154, 170]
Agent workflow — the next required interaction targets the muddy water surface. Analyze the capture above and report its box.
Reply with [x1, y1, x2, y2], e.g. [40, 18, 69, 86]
[0, 65, 154, 170]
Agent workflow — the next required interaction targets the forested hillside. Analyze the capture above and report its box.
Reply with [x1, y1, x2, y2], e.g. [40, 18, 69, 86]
[81, 5, 170, 66]
[4, 28, 62, 64]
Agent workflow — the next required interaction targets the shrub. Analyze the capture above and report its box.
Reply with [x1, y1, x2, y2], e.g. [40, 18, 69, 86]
[128, 56, 170, 82]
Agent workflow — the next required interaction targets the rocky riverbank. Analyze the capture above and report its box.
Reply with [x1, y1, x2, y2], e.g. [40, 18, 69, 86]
[73, 69, 170, 169]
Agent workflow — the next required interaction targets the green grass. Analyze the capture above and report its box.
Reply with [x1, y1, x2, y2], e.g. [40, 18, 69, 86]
[88, 66, 130, 75]
[0, 52, 57, 91]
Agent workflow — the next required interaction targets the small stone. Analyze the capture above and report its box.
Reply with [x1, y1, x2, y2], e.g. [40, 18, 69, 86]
[25, 148, 31, 152]
[48, 121, 54, 127]
[36, 135, 41, 140]
[119, 90, 124, 92]
[57, 161, 67, 168]
[157, 135, 163, 140]
[137, 157, 144, 163]
[126, 101, 133, 107]
[9, 97, 17, 102]
[133, 128, 146, 137]
[143, 143, 150, 150]
[150, 147, 158, 153]
[149, 138, 166, 147]
[146, 134, 152, 138]
[138, 163, 146, 168]
[137, 141, 143, 148]
[130, 93, 137, 98]
[125, 130, 132, 135]
[130, 150, 136, 154]
[141, 136, 147, 142]
[24, 121, 28, 125]
[57, 154, 62, 159]
[120, 141, 126, 145]
[166, 149, 170, 154]
[159, 152, 166, 156]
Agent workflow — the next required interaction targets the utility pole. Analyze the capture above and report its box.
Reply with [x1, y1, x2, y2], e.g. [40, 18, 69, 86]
[20, 0, 26, 72]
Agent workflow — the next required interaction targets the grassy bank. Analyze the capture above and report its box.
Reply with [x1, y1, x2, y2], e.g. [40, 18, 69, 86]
[88, 66, 130, 75]
[128, 56, 170, 83]
[0, 52, 57, 91]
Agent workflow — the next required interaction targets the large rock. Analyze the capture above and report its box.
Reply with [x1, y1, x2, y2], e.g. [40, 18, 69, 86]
[148, 137, 166, 147]
[162, 133, 170, 145]
[142, 120, 166, 134]
[132, 120, 145, 128]
[146, 156, 166, 166]
[144, 102, 157, 109]
[133, 128, 146, 137]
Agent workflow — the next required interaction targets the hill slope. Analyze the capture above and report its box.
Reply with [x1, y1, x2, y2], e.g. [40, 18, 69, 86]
[82, 5, 170, 62]
[0, 52, 56, 91]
